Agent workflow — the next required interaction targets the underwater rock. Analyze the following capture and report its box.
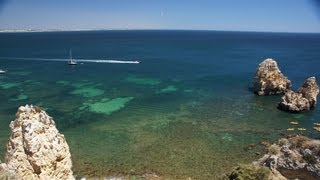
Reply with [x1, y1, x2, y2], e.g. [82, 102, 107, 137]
[0, 105, 74, 179]
[278, 77, 319, 112]
[253, 58, 291, 95]
[80, 97, 134, 115]
[70, 86, 104, 97]
[125, 75, 161, 86]
[254, 135, 320, 178]
[157, 85, 178, 93]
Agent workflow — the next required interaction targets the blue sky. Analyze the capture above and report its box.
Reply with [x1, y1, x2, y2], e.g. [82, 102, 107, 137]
[0, 0, 319, 32]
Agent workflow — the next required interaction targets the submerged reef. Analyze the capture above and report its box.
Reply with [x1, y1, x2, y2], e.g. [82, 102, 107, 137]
[157, 85, 178, 94]
[253, 58, 291, 96]
[125, 75, 161, 86]
[279, 77, 319, 112]
[70, 86, 105, 97]
[0, 105, 74, 179]
[80, 97, 134, 115]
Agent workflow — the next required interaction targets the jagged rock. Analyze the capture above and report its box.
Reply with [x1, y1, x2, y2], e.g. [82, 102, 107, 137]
[255, 135, 320, 178]
[278, 77, 319, 112]
[223, 164, 287, 180]
[297, 76, 319, 107]
[0, 105, 74, 179]
[253, 58, 291, 95]
[278, 90, 310, 112]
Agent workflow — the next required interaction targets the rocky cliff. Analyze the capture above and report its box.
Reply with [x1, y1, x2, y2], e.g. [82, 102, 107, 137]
[0, 105, 74, 179]
[278, 77, 319, 112]
[255, 135, 320, 179]
[253, 58, 291, 95]
[225, 135, 320, 180]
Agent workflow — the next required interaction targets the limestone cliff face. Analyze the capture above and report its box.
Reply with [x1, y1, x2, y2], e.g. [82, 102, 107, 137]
[0, 105, 74, 179]
[253, 58, 291, 95]
[279, 77, 319, 112]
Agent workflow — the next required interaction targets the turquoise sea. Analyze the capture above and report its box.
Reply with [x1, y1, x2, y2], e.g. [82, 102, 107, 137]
[0, 30, 320, 179]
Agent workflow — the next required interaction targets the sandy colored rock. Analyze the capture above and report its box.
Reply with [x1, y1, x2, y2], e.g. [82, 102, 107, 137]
[253, 58, 291, 95]
[255, 135, 320, 178]
[278, 90, 310, 112]
[0, 163, 15, 180]
[297, 76, 319, 107]
[279, 77, 319, 112]
[0, 105, 74, 180]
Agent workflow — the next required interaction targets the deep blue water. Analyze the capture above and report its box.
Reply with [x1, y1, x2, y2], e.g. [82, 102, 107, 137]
[0, 30, 320, 178]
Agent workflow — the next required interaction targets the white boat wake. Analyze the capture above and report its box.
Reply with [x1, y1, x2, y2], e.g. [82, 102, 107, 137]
[0, 57, 141, 64]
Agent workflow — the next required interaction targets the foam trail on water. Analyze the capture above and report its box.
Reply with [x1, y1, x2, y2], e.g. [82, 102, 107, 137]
[0, 57, 141, 64]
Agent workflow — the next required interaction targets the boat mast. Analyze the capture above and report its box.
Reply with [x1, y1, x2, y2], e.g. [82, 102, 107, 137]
[69, 49, 72, 61]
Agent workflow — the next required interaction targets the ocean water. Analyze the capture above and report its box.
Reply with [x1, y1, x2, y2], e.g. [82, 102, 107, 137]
[0, 30, 320, 179]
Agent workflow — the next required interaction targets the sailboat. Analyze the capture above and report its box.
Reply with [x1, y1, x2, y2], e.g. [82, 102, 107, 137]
[68, 50, 77, 65]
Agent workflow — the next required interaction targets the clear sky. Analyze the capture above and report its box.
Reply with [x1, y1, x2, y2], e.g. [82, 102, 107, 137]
[0, 0, 319, 33]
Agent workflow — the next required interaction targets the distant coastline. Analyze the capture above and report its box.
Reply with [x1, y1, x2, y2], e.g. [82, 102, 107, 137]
[0, 28, 319, 34]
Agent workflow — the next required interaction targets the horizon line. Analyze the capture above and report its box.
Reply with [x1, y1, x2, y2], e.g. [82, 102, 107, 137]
[0, 28, 319, 34]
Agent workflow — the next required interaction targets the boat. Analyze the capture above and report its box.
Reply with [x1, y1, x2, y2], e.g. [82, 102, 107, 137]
[297, 128, 306, 131]
[290, 121, 299, 125]
[0, 69, 6, 74]
[68, 50, 77, 65]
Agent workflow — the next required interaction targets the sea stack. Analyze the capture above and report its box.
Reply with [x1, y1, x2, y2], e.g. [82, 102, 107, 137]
[0, 105, 74, 179]
[253, 58, 291, 95]
[278, 77, 319, 112]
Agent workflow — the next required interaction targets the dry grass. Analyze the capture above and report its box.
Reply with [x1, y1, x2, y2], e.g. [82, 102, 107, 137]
[268, 144, 281, 155]
[278, 138, 289, 146]
[290, 136, 309, 149]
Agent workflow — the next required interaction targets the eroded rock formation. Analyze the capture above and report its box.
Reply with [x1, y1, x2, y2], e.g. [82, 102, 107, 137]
[255, 135, 320, 179]
[225, 135, 320, 180]
[253, 58, 291, 95]
[278, 77, 319, 112]
[0, 105, 74, 179]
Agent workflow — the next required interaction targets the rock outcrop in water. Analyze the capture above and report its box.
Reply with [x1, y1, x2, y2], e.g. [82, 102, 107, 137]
[253, 58, 291, 95]
[278, 77, 319, 112]
[0, 105, 74, 179]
